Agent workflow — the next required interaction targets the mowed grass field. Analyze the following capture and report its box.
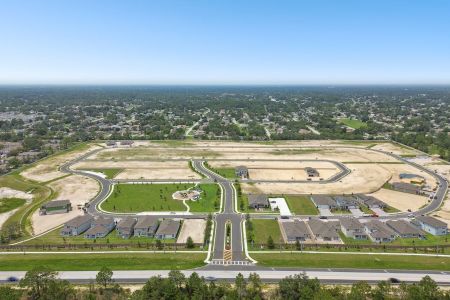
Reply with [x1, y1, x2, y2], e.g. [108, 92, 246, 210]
[101, 183, 220, 213]
[82, 168, 123, 179]
[0, 198, 26, 213]
[339, 118, 367, 129]
[284, 195, 319, 215]
[248, 219, 282, 245]
[251, 253, 450, 271]
[0, 253, 206, 271]
[214, 167, 237, 179]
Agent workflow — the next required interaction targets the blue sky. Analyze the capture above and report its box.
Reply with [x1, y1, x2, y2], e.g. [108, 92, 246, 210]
[0, 0, 449, 84]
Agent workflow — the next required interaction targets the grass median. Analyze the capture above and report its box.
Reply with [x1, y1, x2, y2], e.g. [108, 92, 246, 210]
[0, 253, 206, 271]
[252, 252, 450, 271]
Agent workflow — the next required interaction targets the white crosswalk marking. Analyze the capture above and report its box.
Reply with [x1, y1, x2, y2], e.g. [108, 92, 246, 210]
[209, 259, 254, 266]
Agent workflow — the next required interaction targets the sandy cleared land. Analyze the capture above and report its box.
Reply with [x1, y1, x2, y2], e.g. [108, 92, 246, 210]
[0, 187, 33, 199]
[115, 168, 201, 180]
[242, 163, 391, 195]
[369, 188, 428, 212]
[371, 143, 419, 156]
[209, 160, 339, 181]
[380, 164, 438, 189]
[31, 175, 100, 235]
[90, 145, 398, 163]
[21, 144, 101, 182]
[176, 219, 206, 244]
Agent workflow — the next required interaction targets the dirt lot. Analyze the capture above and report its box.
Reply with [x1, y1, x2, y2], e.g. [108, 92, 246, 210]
[242, 163, 391, 195]
[176, 219, 206, 244]
[31, 175, 100, 235]
[90, 144, 398, 163]
[369, 188, 428, 212]
[21, 144, 101, 182]
[380, 163, 438, 188]
[371, 143, 419, 156]
[0, 187, 33, 200]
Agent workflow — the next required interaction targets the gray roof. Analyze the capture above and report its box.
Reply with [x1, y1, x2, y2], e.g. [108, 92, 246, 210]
[364, 220, 396, 239]
[305, 167, 319, 176]
[117, 217, 137, 229]
[235, 165, 248, 172]
[308, 219, 339, 239]
[282, 220, 310, 240]
[357, 195, 386, 207]
[386, 220, 424, 236]
[65, 215, 93, 228]
[93, 216, 115, 227]
[334, 196, 358, 207]
[248, 194, 268, 206]
[340, 218, 365, 231]
[310, 195, 336, 206]
[392, 182, 421, 192]
[84, 225, 109, 236]
[135, 216, 159, 229]
[415, 216, 447, 228]
[156, 219, 180, 236]
[43, 200, 71, 209]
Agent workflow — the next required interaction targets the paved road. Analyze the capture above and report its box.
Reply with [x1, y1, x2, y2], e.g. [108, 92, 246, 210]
[2, 269, 449, 285]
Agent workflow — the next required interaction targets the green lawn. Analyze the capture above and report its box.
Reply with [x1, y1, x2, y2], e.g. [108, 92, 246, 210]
[252, 253, 450, 271]
[0, 253, 206, 271]
[186, 184, 220, 212]
[338, 118, 367, 129]
[101, 183, 193, 212]
[82, 168, 123, 179]
[213, 168, 237, 179]
[0, 198, 26, 213]
[339, 231, 373, 245]
[284, 195, 319, 215]
[248, 219, 282, 245]
[391, 234, 450, 247]
[22, 228, 176, 246]
[384, 205, 401, 213]
[359, 205, 374, 215]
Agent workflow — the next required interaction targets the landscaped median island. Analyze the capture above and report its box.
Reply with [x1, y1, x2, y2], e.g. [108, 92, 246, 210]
[81, 168, 123, 179]
[251, 252, 450, 271]
[0, 253, 207, 271]
[100, 183, 220, 213]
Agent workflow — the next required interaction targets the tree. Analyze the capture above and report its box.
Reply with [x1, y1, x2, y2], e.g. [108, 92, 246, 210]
[234, 273, 247, 299]
[267, 235, 275, 249]
[186, 236, 195, 248]
[348, 281, 371, 300]
[247, 272, 262, 299]
[168, 270, 185, 289]
[96, 266, 114, 288]
[19, 266, 58, 299]
[0, 286, 21, 300]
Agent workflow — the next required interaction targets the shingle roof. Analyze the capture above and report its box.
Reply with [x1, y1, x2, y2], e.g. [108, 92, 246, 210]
[65, 215, 93, 228]
[415, 216, 447, 228]
[84, 225, 109, 235]
[282, 220, 310, 240]
[93, 217, 114, 227]
[340, 218, 365, 231]
[386, 220, 423, 235]
[117, 217, 136, 228]
[311, 195, 336, 206]
[43, 200, 71, 208]
[135, 216, 159, 229]
[248, 194, 268, 206]
[156, 219, 180, 235]
[308, 219, 339, 239]
[364, 220, 396, 239]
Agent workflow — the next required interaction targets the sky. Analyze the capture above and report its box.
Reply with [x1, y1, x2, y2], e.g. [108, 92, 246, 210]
[0, 0, 449, 85]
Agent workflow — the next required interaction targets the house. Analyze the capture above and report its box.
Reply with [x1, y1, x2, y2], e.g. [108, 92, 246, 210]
[280, 220, 311, 243]
[391, 182, 422, 195]
[413, 216, 448, 236]
[386, 220, 424, 239]
[308, 219, 340, 242]
[356, 195, 387, 209]
[120, 140, 134, 146]
[310, 195, 337, 209]
[116, 217, 137, 239]
[60, 215, 93, 236]
[235, 166, 248, 179]
[399, 173, 425, 184]
[134, 216, 159, 237]
[155, 219, 180, 239]
[340, 218, 368, 240]
[364, 220, 397, 243]
[106, 141, 117, 147]
[248, 194, 269, 209]
[305, 167, 320, 177]
[39, 200, 72, 215]
[84, 217, 115, 239]
[334, 196, 359, 210]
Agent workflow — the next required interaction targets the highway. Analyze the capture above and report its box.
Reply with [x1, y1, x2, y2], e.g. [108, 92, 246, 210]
[1, 269, 449, 285]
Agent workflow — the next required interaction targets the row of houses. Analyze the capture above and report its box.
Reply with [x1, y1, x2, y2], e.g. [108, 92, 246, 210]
[105, 140, 134, 147]
[60, 215, 181, 240]
[234, 166, 320, 180]
[280, 215, 448, 244]
[311, 195, 387, 211]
